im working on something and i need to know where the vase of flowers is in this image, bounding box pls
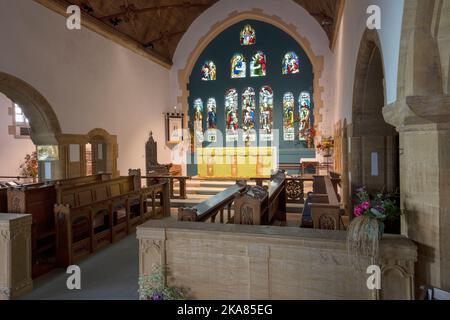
[138,264,189,300]
[347,187,401,265]
[316,137,334,156]
[19,151,38,182]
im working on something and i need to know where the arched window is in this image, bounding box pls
[242,88,256,141]
[206,98,217,142]
[193,98,204,142]
[259,86,274,142]
[225,89,239,141]
[240,24,256,45]
[283,93,295,141]
[201,61,217,81]
[231,54,246,78]
[250,51,266,77]
[282,52,300,74]
[299,91,311,141]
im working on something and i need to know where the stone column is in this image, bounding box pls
[0,213,33,300]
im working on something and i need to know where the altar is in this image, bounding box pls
[196,147,277,178]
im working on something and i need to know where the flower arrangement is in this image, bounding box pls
[316,137,334,155]
[19,151,38,181]
[138,264,189,300]
[347,187,401,265]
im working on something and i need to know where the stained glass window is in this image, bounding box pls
[299,91,311,141]
[282,52,300,74]
[250,52,266,77]
[259,86,274,142]
[225,89,239,142]
[201,61,216,81]
[193,98,204,142]
[231,54,246,78]
[283,93,295,141]
[240,24,256,46]
[206,98,217,142]
[242,88,256,142]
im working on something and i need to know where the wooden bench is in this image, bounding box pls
[234,171,287,225]
[178,181,247,222]
[301,175,343,230]
[54,180,169,267]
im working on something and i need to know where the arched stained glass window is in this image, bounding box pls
[283,93,295,141]
[282,52,300,74]
[259,86,274,142]
[193,98,204,142]
[299,91,311,141]
[201,61,217,81]
[242,88,256,142]
[225,89,239,142]
[250,51,266,77]
[206,98,217,142]
[231,54,246,78]
[240,24,256,45]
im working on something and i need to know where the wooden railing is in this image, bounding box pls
[142,175,191,199]
[250,176,313,204]
[178,181,247,222]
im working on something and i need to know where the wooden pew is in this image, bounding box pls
[178,181,247,222]
[234,171,287,225]
[301,175,342,230]
[54,180,169,267]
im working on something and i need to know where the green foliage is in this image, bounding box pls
[138,264,189,300]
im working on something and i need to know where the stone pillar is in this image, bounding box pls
[0,213,33,300]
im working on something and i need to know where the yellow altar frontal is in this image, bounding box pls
[197,147,276,178]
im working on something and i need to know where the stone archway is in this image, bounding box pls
[0,71,61,145]
[348,30,399,202]
[0,71,63,180]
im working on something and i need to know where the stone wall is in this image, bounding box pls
[137,219,417,300]
[0,213,33,300]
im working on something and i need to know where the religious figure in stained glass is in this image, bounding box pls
[242,87,256,142]
[193,98,204,143]
[225,89,239,142]
[250,52,266,77]
[206,98,217,142]
[259,86,274,142]
[231,54,246,78]
[299,91,311,141]
[240,24,256,46]
[201,61,216,81]
[283,92,295,141]
[282,52,300,74]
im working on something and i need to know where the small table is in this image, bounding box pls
[300,158,320,175]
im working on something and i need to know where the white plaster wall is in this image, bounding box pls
[333,0,404,124]
[0,93,36,176]
[170,0,335,136]
[0,0,171,174]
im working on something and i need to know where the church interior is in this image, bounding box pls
[0,0,449,301]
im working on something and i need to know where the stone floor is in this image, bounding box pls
[21,234,139,300]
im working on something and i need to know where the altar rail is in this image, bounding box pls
[137,219,417,300]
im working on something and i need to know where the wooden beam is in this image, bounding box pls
[330,0,345,52]
[33,0,172,69]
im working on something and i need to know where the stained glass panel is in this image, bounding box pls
[193,98,204,142]
[299,91,311,141]
[282,52,300,74]
[242,88,256,142]
[225,89,239,142]
[250,52,266,77]
[206,98,217,142]
[259,86,274,142]
[240,24,256,46]
[231,54,246,78]
[201,61,216,81]
[283,92,295,141]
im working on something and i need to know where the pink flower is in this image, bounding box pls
[362,201,370,210]
[354,206,363,217]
